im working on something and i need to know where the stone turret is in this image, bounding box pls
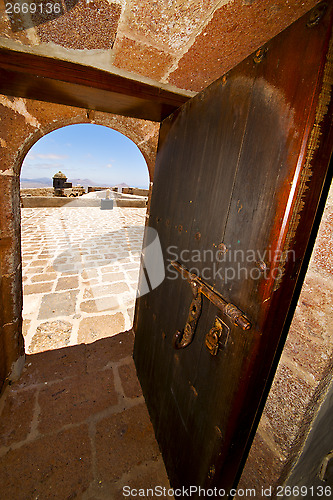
[53,171,72,196]
[53,171,67,189]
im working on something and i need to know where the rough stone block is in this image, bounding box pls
[38,290,79,319]
[80,297,119,313]
[0,388,36,448]
[1,319,25,382]
[55,276,79,291]
[31,272,58,282]
[30,259,49,267]
[118,0,220,52]
[81,269,98,279]
[168,0,319,91]
[16,344,86,388]
[283,328,332,384]
[24,282,53,295]
[102,272,125,282]
[113,37,173,81]
[22,319,31,337]
[1,270,23,323]
[263,363,315,456]
[0,425,92,499]
[118,360,142,399]
[289,272,333,343]
[236,432,284,498]
[0,105,36,175]
[77,313,125,343]
[95,404,160,481]
[311,203,333,277]
[85,331,134,372]
[24,100,87,128]
[36,0,121,50]
[0,0,31,43]
[25,266,44,274]
[38,369,117,433]
[29,320,73,353]
[113,458,170,499]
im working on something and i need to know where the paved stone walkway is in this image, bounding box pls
[0,332,170,499]
[21,206,146,353]
[0,207,171,499]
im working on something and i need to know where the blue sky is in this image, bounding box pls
[21,124,150,188]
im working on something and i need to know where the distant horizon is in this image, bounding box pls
[20,176,147,189]
[21,124,150,189]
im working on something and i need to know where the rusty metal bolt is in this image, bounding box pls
[217,243,228,258]
[257,260,267,272]
[307,3,327,28]
[253,47,268,64]
[218,243,228,253]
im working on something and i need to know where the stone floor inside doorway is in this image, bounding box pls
[0,207,170,499]
[21,206,146,352]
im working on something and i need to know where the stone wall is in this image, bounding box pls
[0,170,25,388]
[20,197,147,208]
[0,95,158,391]
[0,0,320,93]
[21,188,54,197]
[0,96,159,180]
[123,187,149,197]
[236,181,333,498]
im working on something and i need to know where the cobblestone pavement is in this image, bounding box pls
[21,207,146,353]
[0,207,172,498]
[0,332,170,499]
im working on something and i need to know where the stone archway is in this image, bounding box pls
[20,122,151,353]
[0,95,159,390]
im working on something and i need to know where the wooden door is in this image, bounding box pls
[134,3,333,495]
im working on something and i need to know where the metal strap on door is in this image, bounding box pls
[171,261,251,355]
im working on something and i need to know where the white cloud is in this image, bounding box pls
[25,162,63,170]
[24,153,67,165]
[35,154,67,160]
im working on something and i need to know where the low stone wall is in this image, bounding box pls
[21,197,147,208]
[90,187,149,197]
[87,186,109,193]
[117,198,147,208]
[123,187,149,197]
[20,188,54,197]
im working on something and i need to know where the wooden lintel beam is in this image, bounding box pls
[0,48,192,122]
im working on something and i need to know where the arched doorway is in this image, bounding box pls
[20,123,150,354]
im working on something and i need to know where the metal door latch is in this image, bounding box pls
[171,261,251,351]
[205,317,230,356]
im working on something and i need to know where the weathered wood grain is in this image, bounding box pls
[134,3,333,495]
